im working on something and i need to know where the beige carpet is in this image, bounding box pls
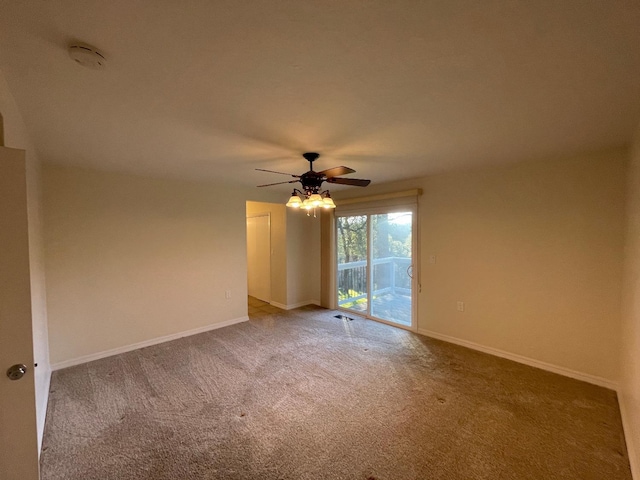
[41,299,632,479]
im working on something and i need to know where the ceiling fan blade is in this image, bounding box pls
[257,180,299,187]
[255,168,300,177]
[318,166,356,178]
[256,180,300,187]
[326,177,371,187]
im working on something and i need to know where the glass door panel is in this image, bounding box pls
[337,215,368,314]
[371,212,412,326]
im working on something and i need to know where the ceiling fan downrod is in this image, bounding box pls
[302,152,320,171]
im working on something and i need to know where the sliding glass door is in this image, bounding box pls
[337,215,368,314]
[371,212,413,326]
[337,208,416,329]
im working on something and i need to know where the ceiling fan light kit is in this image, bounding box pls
[257,152,370,217]
[287,189,335,212]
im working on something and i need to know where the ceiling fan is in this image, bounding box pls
[256,152,371,210]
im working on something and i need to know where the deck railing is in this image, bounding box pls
[337,256,411,306]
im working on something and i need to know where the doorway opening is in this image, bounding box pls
[246,213,271,303]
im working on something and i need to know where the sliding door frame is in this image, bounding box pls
[335,203,418,332]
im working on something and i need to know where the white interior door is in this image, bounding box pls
[247,214,271,302]
[0,147,40,480]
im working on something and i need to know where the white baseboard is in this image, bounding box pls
[618,392,639,480]
[37,366,51,456]
[270,299,320,310]
[417,328,618,391]
[269,301,288,310]
[52,316,249,371]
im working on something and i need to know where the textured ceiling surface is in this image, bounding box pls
[1,0,639,191]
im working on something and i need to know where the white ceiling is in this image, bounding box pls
[1,1,639,192]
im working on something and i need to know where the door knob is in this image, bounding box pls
[6,364,27,381]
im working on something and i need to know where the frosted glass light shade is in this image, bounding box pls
[308,193,323,207]
[322,197,336,209]
[286,194,302,208]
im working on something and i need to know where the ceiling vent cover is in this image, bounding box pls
[68,43,106,69]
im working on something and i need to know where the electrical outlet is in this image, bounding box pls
[225,290,231,300]
[456,301,464,312]
[429,255,437,264]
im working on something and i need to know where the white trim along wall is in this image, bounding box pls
[52,316,249,371]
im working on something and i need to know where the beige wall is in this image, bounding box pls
[286,209,321,307]
[0,70,50,451]
[246,201,321,308]
[246,202,287,306]
[319,210,336,308]
[44,165,251,365]
[335,148,627,383]
[621,127,640,477]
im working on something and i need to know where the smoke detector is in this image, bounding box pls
[68,43,106,69]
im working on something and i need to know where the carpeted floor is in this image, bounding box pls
[41,298,632,479]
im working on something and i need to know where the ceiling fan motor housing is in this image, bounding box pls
[300,172,325,194]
